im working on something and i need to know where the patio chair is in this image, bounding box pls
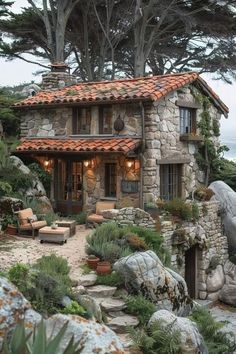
[86,201,115,227]
[16,208,47,238]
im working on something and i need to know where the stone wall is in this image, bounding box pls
[103,202,228,301]
[159,201,228,300]
[143,85,222,203]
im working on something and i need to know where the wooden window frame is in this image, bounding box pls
[72,107,91,134]
[179,107,196,135]
[105,163,117,197]
[99,106,113,134]
[160,164,182,200]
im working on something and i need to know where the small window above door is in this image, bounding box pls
[99,106,113,134]
[72,107,91,134]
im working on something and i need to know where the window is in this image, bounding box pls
[179,107,196,134]
[72,108,91,134]
[99,106,113,134]
[160,164,182,200]
[105,163,117,197]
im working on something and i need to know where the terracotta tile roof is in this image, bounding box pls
[16,138,141,154]
[14,72,228,115]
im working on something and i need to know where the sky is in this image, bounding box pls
[0,0,235,140]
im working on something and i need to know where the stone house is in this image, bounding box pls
[14,70,228,215]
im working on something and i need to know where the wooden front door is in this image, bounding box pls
[185,245,197,299]
[54,159,83,215]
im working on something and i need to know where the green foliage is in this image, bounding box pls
[28,162,51,195]
[195,95,229,185]
[8,255,72,315]
[0,88,22,137]
[0,181,12,197]
[192,202,200,222]
[44,211,60,226]
[128,321,181,354]
[126,232,148,251]
[125,294,156,325]
[213,158,236,192]
[158,198,193,221]
[190,307,236,354]
[73,212,87,225]
[229,253,236,265]
[8,263,34,298]
[2,319,82,354]
[61,300,86,316]
[123,225,171,266]
[96,271,125,288]
[2,213,17,229]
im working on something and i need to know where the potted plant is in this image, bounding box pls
[4,214,18,236]
[96,261,112,275]
[86,254,100,270]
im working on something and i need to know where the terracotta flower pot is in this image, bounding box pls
[6,225,18,236]
[96,261,112,275]
[87,256,100,270]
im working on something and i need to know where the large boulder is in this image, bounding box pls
[44,314,124,354]
[209,181,236,253]
[219,260,236,306]
[114,250,190,314]
[206,265,225,293]
[149,310,208,354]
[0,277,41,350]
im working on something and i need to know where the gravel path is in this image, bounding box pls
[0,225,91,277]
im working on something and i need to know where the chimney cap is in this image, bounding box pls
[50,62,70,73]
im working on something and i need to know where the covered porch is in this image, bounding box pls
[16,137,141,215]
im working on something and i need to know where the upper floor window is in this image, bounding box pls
[72,107,91,134]
[99,106,113,134]
[179,107,196,135]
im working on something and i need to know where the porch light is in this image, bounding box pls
[126,160,134,168]
[84,160,90,168]
[44,158,50,167]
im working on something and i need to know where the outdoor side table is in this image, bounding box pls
[55,220,76,236]
[38,226,69,244]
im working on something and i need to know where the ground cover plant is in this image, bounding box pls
[157,198,200,222]
[86,223,170,266]
[189,307,236,354]
[8,255,74,315]
[124,294,156,325]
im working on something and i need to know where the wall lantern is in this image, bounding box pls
[44,158,50,167]
[126,159,134,169]
[84,159,95,168]
[43,156,52,172]
[84,160,90,168]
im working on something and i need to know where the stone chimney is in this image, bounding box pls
[42,62,77,90]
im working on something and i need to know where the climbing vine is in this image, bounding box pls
[195,95,228,186]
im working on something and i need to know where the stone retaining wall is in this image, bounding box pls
[103,201,228,301]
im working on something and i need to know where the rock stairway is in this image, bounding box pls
[77,275,139,334]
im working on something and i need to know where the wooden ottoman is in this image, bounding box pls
[55,220,76,236]
[38,226,70,244]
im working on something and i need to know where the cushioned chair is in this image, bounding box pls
[86,201,115,227]
[16,208,47,238]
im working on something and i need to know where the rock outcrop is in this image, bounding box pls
[149,309,208,354]
[0,277,124,353]
[219,260,236,306]
[209,180,236,253]
[114,250,190,314]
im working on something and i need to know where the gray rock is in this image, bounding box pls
[219,284,236,306]
[100,298,126,312]
[149,310,208,354]
[74,285,86,295]
[61,296,72,307]
[78,273,97,287]
[45,314,124,354]
[206,265,225,293]
[107,314,139,333]
[77,294,103,323]
[114,251,189,314]
[87,285,117,298]
[209,181,236,253]
[224,260,236,283]
[0,277,30,350]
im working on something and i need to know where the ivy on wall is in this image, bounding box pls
[195,95,228,186]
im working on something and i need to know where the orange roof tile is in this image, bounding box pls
[16,138,141,154]
[14,72,228,115]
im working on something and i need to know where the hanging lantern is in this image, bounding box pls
[113,115,124,133]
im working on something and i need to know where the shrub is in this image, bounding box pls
[101,242,123,263]
[124,294,156,325]
[0,181,12,197]
[128,321,181,354]
[190,307,236,354]
[2,319,82,354]
[44,212,60,226]
[158,198,192,221]
[126,233,148,251]
[96,272,125,288]
[71,212,87,225]
[61,300,86,316]
[8,263,34,298]
[28,162,51,195]
[194,187,215,201]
